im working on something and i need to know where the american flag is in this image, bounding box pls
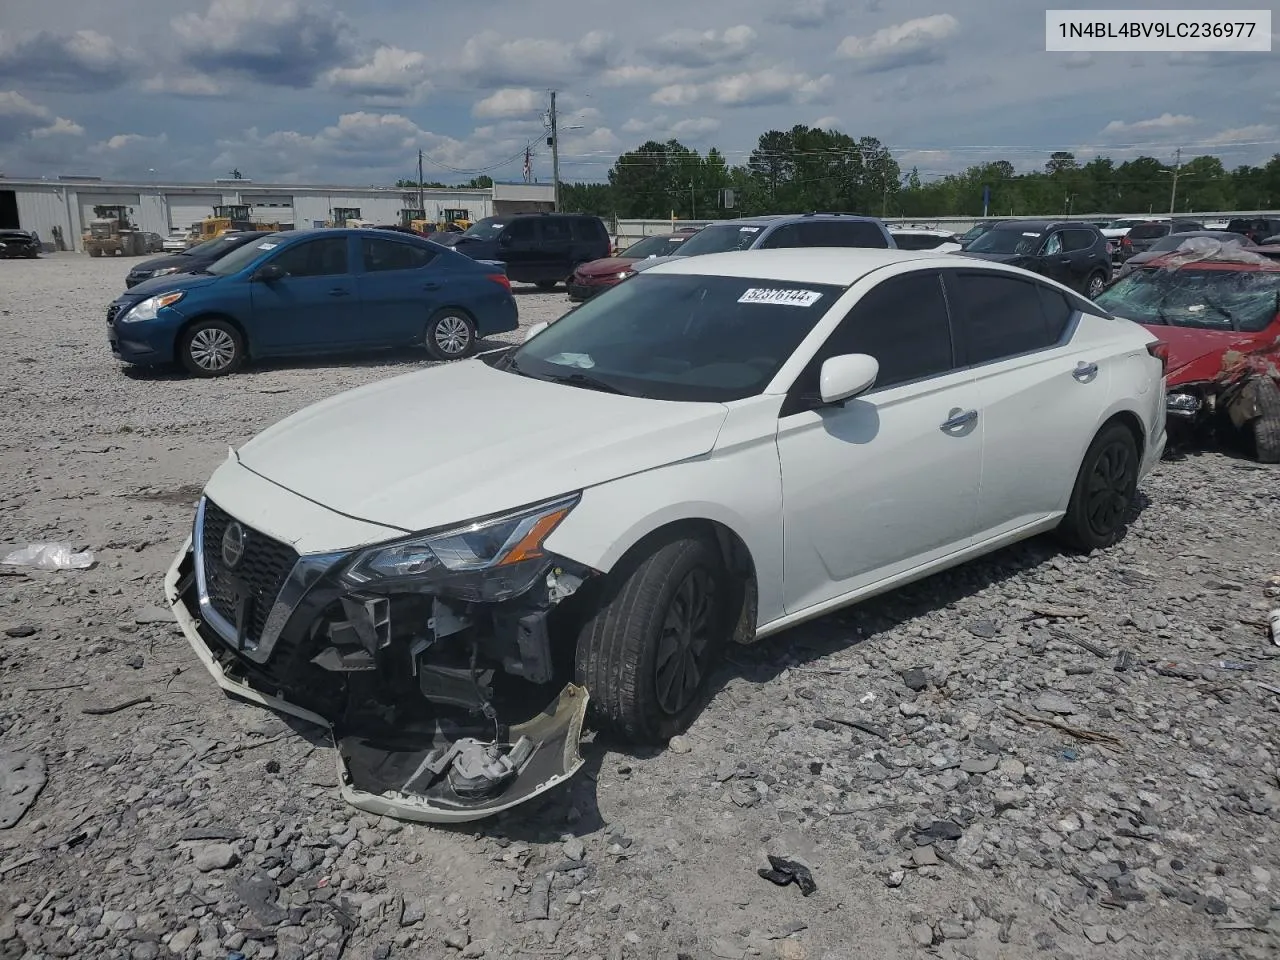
[523,146,532,183]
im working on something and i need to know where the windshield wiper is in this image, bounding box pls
[546,372,630,396]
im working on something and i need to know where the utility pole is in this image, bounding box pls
[549,90,560,212]
[690,180,695,219]
[1169,147,1181,215]
[417,150,425,216]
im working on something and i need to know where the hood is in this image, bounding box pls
[130,253,194,274]
[234,359,729,533]
[957,251,1033,268]
[630,255,687,274]
[576,257,637,277]
[1135,322,1271,385]
[116,271,221,301]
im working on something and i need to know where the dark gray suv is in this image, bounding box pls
[630,213,895,274]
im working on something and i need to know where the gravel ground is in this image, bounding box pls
[1,252,1279,960]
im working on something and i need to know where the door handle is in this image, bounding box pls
[941,409,978,430]
[327,288,350,297]
[1058,257,1071,264]
[422,282,441,291]
[1073,361,1099,381]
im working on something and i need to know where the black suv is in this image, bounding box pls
[958,219,1112,298]
[1227,217,1280,245]
[1118,219,1204,260]
[125,231,264,288]
[439,213,610,288]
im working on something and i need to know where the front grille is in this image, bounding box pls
[200,499,299,649]
[107,303,121,324]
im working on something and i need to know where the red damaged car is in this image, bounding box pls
[567,232,698,302]
[1093,239,1280,461]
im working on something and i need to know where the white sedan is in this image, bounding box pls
[165,249,1167,822]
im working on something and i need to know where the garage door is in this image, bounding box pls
[167,194,222,231]
[249,194,294,228]
[79,193,141,231]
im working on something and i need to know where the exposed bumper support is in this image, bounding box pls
[165,538,589,824]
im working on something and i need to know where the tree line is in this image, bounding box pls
[557,125,1280,221]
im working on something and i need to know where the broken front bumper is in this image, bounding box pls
[164,535,588,823]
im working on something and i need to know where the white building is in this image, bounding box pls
[0,176,554,251]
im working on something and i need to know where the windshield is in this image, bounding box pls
[959,222,994,241]
[184,234,249,258]
[674,223,764,255]
[966,228,1043,255]
[1106,219,1151,230]
[204,234,285,276]
[1094,267,1280,332]
[508,273,845,402]
[892,232,952,250]
[1149,232,1243,253]
[621,235,689,259]
[1128,223,1170,241]
[460,218,505,241]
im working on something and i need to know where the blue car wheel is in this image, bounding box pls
[425,309,476,361]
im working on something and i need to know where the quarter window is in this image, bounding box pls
[361,237,436,271]
[271,237,349,277]
[948,272,1064,364]
[790,271,954,406]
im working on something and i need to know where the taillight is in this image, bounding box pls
[1121,235,1132,250]
[1147,340,1169,375]
[487,273,511,293]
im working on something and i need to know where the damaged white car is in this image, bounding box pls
[167,248,1167,822]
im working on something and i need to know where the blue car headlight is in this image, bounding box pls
[343,494,580,602]
[120,291,185,323]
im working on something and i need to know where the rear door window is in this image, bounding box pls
[542,219,573,242]
[947,271,1064,365]
[1063,229,1097,251]
[361,237,437,272]
[1129,223,1170,241]
[818,221,890,248]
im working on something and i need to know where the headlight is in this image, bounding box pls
[344,494,580,602]
[120,291,185,323]
[1166,392,1201,416]
[616,270,634,279]
[150,266,181,278]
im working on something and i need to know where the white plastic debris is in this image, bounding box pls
[1270,608,1280,647]
[2,543,95,570]
[1160,237,1274,271]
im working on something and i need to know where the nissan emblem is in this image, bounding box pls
[221,521,247,569]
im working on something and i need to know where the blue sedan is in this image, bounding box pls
[107,228,519,376]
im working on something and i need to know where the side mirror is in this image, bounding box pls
[524,321,549,342]
[819,354,879,405]
[253,263,285,282]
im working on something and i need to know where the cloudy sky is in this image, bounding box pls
[0,0,1277,186]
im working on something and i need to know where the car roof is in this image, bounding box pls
[890,228,954,235]
[642,248,1013,285]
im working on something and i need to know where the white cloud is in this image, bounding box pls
[646,26,756,68]
[813,116,841,129]
[453,30,611,87]
[1199,124,1277,147]
[0,29,137,92]
[652,68,831,108]
[326,46,431,102]
[1100,113,1197,136]
[600,64,692,87]
[1061,52,1094,70]
[172,0,356,88]
[837,14,959,72]
[473,88,541,120]
[0,90,82,141]
[619,115,720,139]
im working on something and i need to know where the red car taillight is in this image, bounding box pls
[1147,340,1169,376]
[1121,235,1133,250]
[487,273,511,293]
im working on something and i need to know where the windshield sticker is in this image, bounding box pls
[738,288,823,307]
[547,352,595,368]
[257,242,278,249]
[739,226,761,232]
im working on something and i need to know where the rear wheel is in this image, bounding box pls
[575,533,731,744]
[424,309,476,361]
[89,248,102,258]
[535,280,559,291]
[1250,378,1280,463]
[1056,422,1139,552]
[179,319,245,377]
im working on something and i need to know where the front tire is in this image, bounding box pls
[179,319,245,377]
[1085,271,1106,299]
[575,534,731,744]
[535,280,559,291]
[1056,421,1139,552]
[424,309,476,361]
[1250,377,1280,463]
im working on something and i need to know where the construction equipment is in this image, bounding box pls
[83,206,148,257]
[195,205,284,241]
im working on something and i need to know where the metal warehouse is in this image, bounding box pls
[0,177,555,252]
